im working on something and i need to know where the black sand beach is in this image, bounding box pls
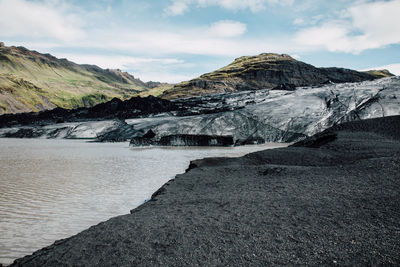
[11,116,400,266]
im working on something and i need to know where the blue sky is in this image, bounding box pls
[0,0,399,82]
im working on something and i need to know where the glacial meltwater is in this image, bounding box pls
[0,138,288,264]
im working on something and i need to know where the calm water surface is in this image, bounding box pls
[0,138,287,264]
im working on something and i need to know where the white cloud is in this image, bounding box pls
[0,0,85,41]
[9,22,291,60]
[4,41,63,50]
[293,18,304,25]
[208,20,247,38]
[164,0,294,15]
[163,0,190,16]
[295,23,352,52]
[361,63,400,76]
[135,72,196,83]
[198,0,266,12]
[290,54,301,60]
[55,54,184,70]
[52,53,190,83]
[294,0,400,54]
[77,28,290,57]
[348,0,400,48]
[7,0,398,83]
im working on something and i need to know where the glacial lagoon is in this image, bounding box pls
[0,138,287,264]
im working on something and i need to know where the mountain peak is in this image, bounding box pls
[197,53,295,82]
[234,53,294,63]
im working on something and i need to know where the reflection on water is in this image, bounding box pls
[0,138,287,264]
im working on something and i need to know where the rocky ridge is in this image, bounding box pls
[162,53,393,99]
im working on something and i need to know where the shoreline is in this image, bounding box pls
[10,116,400,266]
[0,140,287,265]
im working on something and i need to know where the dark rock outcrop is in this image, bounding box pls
[130,133,234,146]
[159,134,234,146]
[145,81,162,88]
[0,96,178,128]
[3,127,45,138]
[95,119,135,142]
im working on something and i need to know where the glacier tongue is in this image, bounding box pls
[1,77,399,145]
[128,76,400,145]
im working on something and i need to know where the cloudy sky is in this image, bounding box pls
[0,0,399,82]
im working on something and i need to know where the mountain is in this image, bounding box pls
[0,43,166,115]
[1,45,393,114]
[162,53,394,99]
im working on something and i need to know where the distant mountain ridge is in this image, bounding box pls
[0,44,164,115]
[162,53,394,99]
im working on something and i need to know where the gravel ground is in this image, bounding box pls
[11,116,400,266]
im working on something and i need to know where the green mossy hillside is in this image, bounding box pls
[0,45,166,114]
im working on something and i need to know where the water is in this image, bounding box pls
[0,138,288,264]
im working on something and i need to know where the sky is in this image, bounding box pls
[0,0,399,83]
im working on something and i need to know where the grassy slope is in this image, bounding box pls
[0,46,156,114]
[363,69,394,79]
[200,53,295,80]
[138,83,174,97]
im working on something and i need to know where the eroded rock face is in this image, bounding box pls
[91,119,135,142]
[130,134,234,146]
